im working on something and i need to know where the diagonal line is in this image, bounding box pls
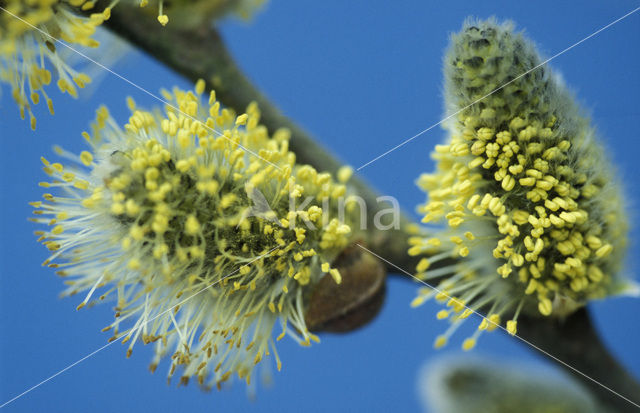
[0,246,281,409]
[0,6,282,171]
[355,243,640,410]
[356,5,640,171]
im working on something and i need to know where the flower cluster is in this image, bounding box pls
[410,19,632,350]
[32,80,354,389]
[0,0,111,129]
[0,0,266,130]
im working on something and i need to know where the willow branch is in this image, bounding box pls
[97,5,640,411]
[519,309,640,412]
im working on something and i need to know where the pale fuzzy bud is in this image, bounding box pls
[419,357,599,413]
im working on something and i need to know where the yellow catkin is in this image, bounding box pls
[411,19,631,351]
[2,0,267,129]
[32,81,355,390]
[0,0,111,128]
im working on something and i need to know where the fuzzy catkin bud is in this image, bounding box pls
[0,0,265,129]
[411,18,634,350]
[32,82,355,390]
[420,357,598,413]
[0,0,109,129]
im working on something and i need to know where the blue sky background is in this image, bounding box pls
[1,1,639,412]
